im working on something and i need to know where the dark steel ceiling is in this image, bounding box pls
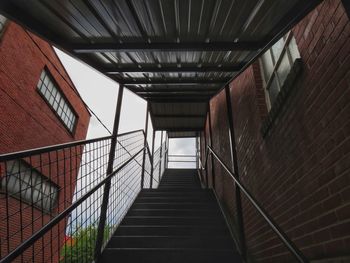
[0,0,321,134]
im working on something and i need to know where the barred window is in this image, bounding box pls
[260,32,301,110]
[37,69,77,132]
[0,15,7,35]
[1,160,58,212]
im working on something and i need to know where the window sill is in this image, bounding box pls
[261,58,303,137]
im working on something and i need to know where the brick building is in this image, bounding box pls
[0,17,90,261]
[201,1,350,262]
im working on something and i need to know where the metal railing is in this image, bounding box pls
[199,145,308,263]
[167,154,197,169]
[0,129,167,263]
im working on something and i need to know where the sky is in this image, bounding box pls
[54,49,196,167]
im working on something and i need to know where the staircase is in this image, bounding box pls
[101,169,242,262]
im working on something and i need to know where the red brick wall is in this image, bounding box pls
[203,1,350,262]
[0,22,90,262]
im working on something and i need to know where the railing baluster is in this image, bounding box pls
[94,85,124,261]
[141,102,149,189]
[224,85,247,260]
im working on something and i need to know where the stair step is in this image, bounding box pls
[100,169,242,262]
[107,236,235,249]
[114,225,231,236]
[135,197,215,203]
[127,209,221,217]
[131,203,219,210]
[138,191,213,198]
[121,216,225,226]
[141,188,206,192]
[101,248,242,263]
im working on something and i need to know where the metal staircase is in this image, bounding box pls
[0,1,323,262]
[101,169,242,263]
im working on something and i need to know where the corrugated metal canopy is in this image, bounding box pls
[0,0,321,135]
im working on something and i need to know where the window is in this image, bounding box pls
[37,69,77,132]
[0,14,7,35]
[1,160,58,212]
[260,32,301,110]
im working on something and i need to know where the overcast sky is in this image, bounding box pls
[55,49,196,167]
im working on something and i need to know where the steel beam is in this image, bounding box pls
[95,84,124,261]
[208,103,216,189]
[158,131,164,182]
[128,88,219,93]
[123,79,228,85]
[72,41,262,53]
[224,85,246,260]
[141,103,150,188]
[150,130,156,189]
[105,64,244,73]
[153,114,206,118]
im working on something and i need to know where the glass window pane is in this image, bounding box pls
[277,53,292,86]
[271,37,285,62]
[261,52,274,82]
[288,36,301,62]
[36,69,77,132]
[268,76,280,106]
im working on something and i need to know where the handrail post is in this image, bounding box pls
[94,84,124,261]
[165,134,169,169]
[224,84,247,260]
[150,129,156,188]
[141,102,149,188]
[203,127,209,188]
[196,134,199,169]
[158,131,164,182]
[208,103,216,189]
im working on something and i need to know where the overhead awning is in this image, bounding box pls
[0,0,322,134]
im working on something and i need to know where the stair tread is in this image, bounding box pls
[101,169,241,263]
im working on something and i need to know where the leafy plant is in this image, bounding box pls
[60,226,112,262]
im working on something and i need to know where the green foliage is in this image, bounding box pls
[60,226,112,263]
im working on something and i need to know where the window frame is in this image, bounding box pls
[0,159,59,214]
[259,32,300,110]
[0,14,8,39]
[36,68,78,135]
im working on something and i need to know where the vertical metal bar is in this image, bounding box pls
[150,130,156,189]
[224,84,247,260]
[164,132,168,170]
[208,103,216,189]
[165,134,169,169]
[196,135,199,169]
[204,125,208,188]
[141,102,149,188]
[95,85,124,261]
[158,131,164,182]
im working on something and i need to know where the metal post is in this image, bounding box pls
[158,131,164,182]
[208,103,216,189]
[150,129,156,188]
[141,103,149,188]
[165,132,168,169]
[204,125,209,188]
[196,135,199,169]
[165,134,169,169]
[95,85,124,261]
[225,84,247,260]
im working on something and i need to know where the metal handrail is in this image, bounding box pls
[201,145,308,263]
[0,129,144,162]
[0,147,145,263]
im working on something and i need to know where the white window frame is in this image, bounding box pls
[0,15,8,37]
[37,69,77,133]
[1,160,59,212]
[259,32,301,110]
